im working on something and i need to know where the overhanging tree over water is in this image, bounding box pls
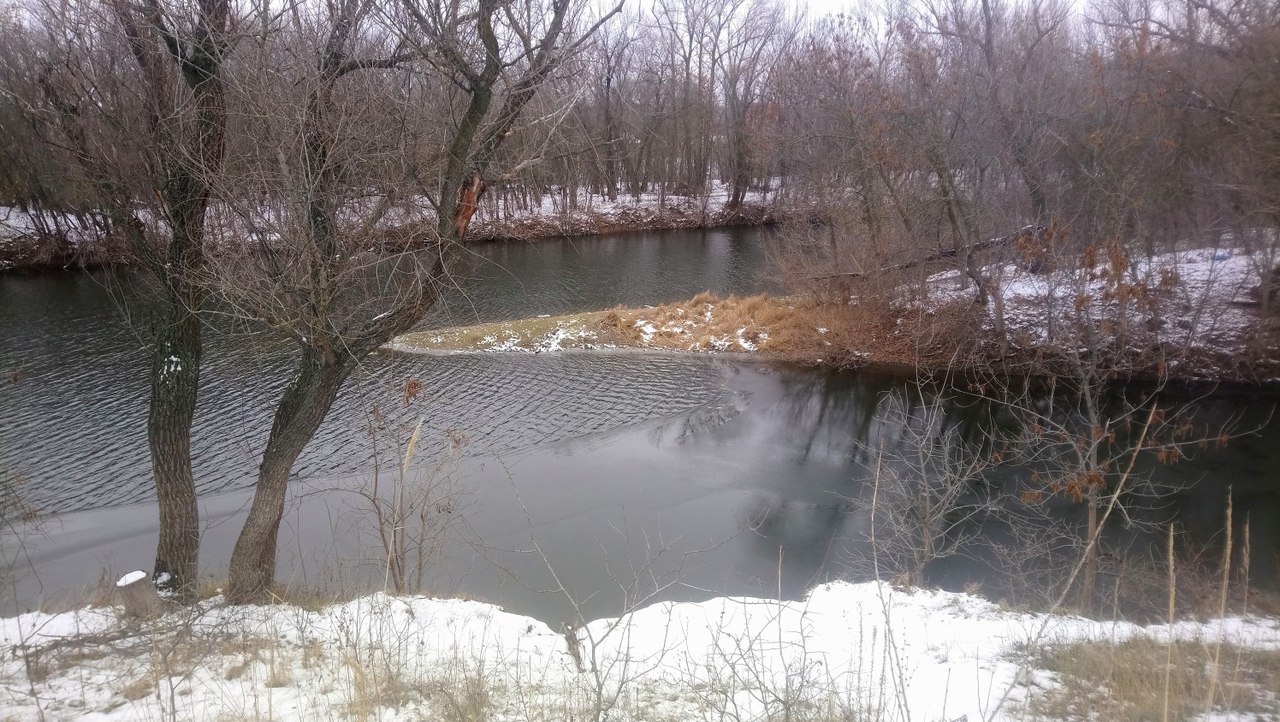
[218,0,621,602]
[18,0,231,600]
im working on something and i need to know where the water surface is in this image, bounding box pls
[2,226,1277,621]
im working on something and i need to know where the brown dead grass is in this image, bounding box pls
[118,674,155,702]
[1025,638,1280,721]
[398,314,602,353]
[393,290,982,370]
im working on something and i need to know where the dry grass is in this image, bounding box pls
[422,674,496,722]
[118,674,155,701]
[395,291,937,367]
[1024,638,1280,721]
[393,287,983,372]
[398,313,602,352]
[341,649,420,717]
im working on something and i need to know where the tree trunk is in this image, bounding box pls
[146,80,223,600]
[225,346,351,602]
[1080,487,1099,612]
[148,284,201,599]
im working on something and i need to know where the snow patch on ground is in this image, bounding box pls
[468,179,776,239]
[925,247,1269,364]
[4,581,1277,721]
[530,325,598,353]
[634,320,657,343]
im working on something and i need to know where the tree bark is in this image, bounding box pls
[226,346,352,602]
[124,0,228,601]
[220,0,620,605]
[1080,486,1099,612]
[148,279,202,597]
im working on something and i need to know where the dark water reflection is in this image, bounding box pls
[1,228,776,513]
[428,227,780,326]
[2,226,1278,620]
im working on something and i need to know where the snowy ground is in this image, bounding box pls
[922,246,1275,375]
[467,181,777,240]
[3,581,1277,721]
[397,244,1279,383]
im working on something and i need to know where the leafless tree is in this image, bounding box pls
[13,0,232,600]
[220,0,621,602]
[850,388,998,587]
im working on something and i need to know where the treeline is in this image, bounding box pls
[4,0,1279,264]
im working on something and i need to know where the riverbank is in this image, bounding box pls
[466,190,778,242]
[395,246,1280,386]
[0,187,782,272]
[4,580,1278,721]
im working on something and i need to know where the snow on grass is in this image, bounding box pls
[530,324,598,353]
[472,180,774,222]
[4,581,1278,721]
[2,180,783,270]
[924,247,1269,364]
[392,245,1274,377]
[634,320,658,343]
[393,294,815,361]
[460,180,779,241]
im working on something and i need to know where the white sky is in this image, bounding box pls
[793,0,862,20]
[608,0,864,23]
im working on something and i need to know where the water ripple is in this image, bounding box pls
[1,236,755,514]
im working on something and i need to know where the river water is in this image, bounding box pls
[1,227,1277,621]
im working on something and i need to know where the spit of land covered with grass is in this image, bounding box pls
[393,246,1280,383]
[392,292,865,365]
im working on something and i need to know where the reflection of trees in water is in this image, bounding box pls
[740,493,861,594]
[748,372,1006,595]
[768,369,894,464]
[646,401,743,446]
[766,369,1001,468]
[758,369,1280,603]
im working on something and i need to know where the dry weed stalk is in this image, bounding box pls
[360,380,470,596]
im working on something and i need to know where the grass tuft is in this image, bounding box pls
[1025,638,1280,720]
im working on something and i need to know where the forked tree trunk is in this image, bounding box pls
[219,0,618,605]
[226,346,352,602]
[147,48,226,601]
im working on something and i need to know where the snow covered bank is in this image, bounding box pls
[922,247,1274,373]
[0,207,119,270]
[468,181,779,241]
[4,581,1277,721]
[0,183,783,271]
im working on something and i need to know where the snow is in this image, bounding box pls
[397,299,774,358]
[635,320,658,343]
[467,179,777,239]
[115,571,147,587]
[3,581,1277,721]
[924,246,1268,364]
[527,325,597,353]
[1,179,781,271]
[158,355,183,379]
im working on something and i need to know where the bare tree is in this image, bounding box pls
[851,388,997,587]
[717,0,794,210]
[220,0,621,603]
[20,0,231,599]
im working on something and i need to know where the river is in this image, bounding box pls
[1,227,1277,622]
